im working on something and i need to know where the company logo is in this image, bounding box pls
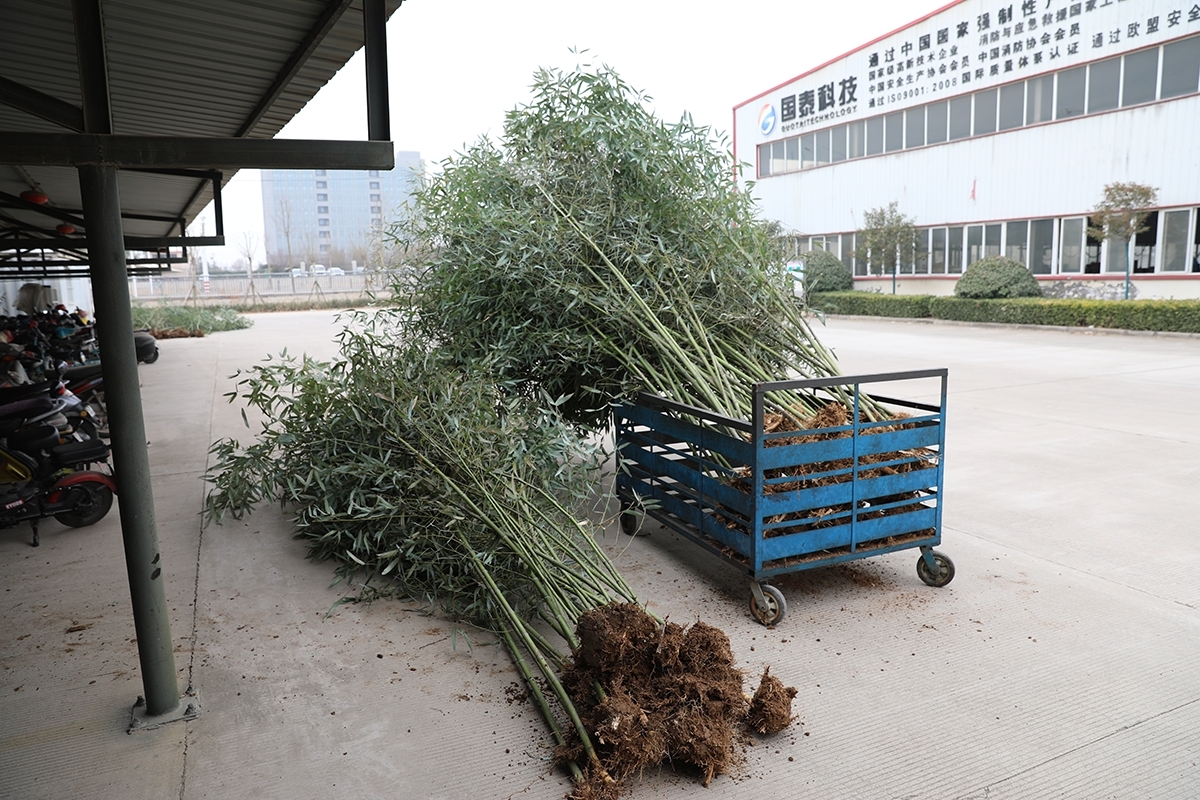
[758,104,777,136]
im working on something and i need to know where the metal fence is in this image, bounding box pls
[127,273,386,304]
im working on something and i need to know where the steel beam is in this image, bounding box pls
[363,0,391,142]
[0,190,89,227]
[0,76,86,132]
[0,235,223,250]
[72,0,114,135]
[78,164,181,719]
[0,134,395,170]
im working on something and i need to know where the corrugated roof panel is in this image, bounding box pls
[1,0,404,254]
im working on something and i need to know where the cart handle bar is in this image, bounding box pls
[753,367,948,395]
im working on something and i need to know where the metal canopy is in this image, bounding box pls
[0,0,402,275]
[0,0,401,726]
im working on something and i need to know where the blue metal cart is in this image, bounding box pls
[614,368,953,625]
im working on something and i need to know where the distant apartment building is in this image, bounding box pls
[261,149,421,269]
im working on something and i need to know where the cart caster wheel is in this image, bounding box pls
[749,584,786,626]
[917,550,955,587]
[619,503,647,536]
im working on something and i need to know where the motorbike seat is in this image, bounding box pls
[50,439,110,468]
[7,423,61,455]
[0,397,55,436]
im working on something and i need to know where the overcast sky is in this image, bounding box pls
[198,0,944,266]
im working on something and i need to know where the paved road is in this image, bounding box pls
[1,312,1197,799]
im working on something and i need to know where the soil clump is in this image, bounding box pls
[559,603,797,799]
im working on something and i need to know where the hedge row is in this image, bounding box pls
[806,291,932,319]
[807,292,1200,333]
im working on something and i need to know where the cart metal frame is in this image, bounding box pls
[614,369,953,624]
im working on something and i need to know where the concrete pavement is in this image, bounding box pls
[2,311,1197,799]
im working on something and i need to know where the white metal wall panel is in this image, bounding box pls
[747,94,1200,234]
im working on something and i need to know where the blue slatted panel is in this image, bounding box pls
[618,404,753,465]
[758,505,938,562]
[618,436,752,518]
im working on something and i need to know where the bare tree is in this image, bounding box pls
[299,231,319,268]
[274,197,296,269]
[238,230,263,304]
[347,231,369,271]
[238,231,259,273]
[1087,182,1158,300]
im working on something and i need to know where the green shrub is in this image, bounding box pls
[808,291,932,318]
[129,304,253,335]
[954,256,1042,299]
[800,249,854,293]
[930,297,1200,333]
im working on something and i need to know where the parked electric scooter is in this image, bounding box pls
[0,396,115,546]
[60,363,107,438]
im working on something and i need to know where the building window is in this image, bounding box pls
[317,193,328,201]
[369,181,380,189]
[316,181,328,189]
[948,95,971,140]
[1087,57,1121,114]
[369,170,380,177]
[966,225,984,267]
[1161,210,1191,272]
[905,106,925,148]
[784,137,798,171]
[884,111,904,152]
[866,115,884,155]
[815,128,831,165]
[370,193,381,201]
[318,231,331,238]
[316,169,327,176]
[1193,208,1200,272]
[1122,48,1158,107]
[947,226,964,273]
[930,228,947,274]
[984,224,1002,259]
[926,101,948,144]
[841,232,855,273]
[998,83,1024,131]
[1030,219,1055,274]
[1006,220,1029,267]
[1132,211,1158,273]
[319,218,329,226]
[1059,217,1085,273]
[848,120,865,158]
[906,229,929,274]
[370,206,382,214]
[1056,66,1086,119]
[1162,37,1200,98]
[1085,222,1103,273]
[830,125,847,162]
[973,89,998,136]
[1026,74,1053,124]
[317,205,328,214]
[800,134,814,169]
[319,244,329,252]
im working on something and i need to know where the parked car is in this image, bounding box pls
[328,266,344,276]
[290,267,305,277]
[311,264,327,276]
